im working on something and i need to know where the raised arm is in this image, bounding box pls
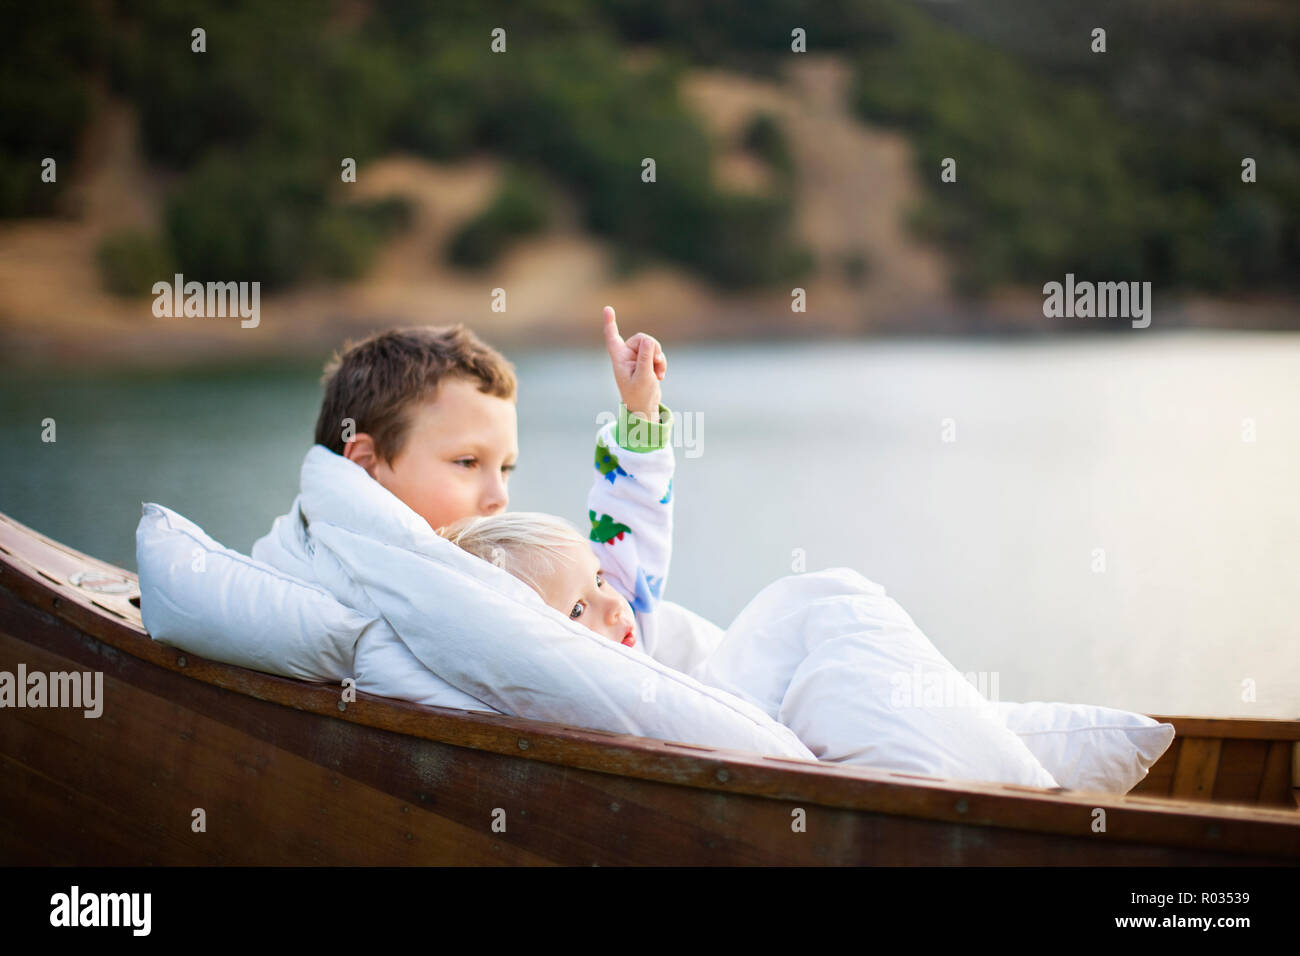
[588,306,674,613]
[588,402,675,613]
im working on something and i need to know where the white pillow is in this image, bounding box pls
[139,472,817,762]
[291,444,816,759]
[990,700,1176,793]
[136,502,371,682]
[701,569,1061,789]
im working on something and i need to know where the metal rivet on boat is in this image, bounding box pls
[518,739,530,750]
[402,806,409,814]
[337,700,347,712]
[610,802,620,813]
[52,597,62,609]
[716,768,730,783]
[176,655,187,668]
[955,799,969,814]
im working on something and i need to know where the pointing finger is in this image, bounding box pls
[602,306,623,352]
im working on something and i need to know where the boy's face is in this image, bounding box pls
[362,377,519,531]
[538,541,638,648]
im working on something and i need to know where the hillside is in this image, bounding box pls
[3,0,1297,368]
[0,55,964,367]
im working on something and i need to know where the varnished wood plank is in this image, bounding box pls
[0,749,215,865]
[0,632,564,864]
[1212,738,1272,806]
[1148,715,1300,741]
[1258,740,1294,808]
[1171,738,1222,801]
[0,512,141,624]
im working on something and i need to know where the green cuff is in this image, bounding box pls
[617,402,673,452]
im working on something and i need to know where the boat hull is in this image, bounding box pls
[1,510,1297,865]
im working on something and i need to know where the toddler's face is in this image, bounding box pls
[537,541,638,648]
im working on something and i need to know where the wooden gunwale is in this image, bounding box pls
[1,509,1298,863]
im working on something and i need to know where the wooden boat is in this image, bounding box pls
[1,508,1297,865]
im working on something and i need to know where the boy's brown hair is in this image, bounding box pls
[314,324,517,462]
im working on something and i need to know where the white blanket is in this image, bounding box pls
[697,569,1062,788]
[242,445,813,759]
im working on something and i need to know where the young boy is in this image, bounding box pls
[251,307,682,683]
[308,323,518,532]
[307,307,662,534]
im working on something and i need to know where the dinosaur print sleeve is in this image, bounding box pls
[586,402,675,616]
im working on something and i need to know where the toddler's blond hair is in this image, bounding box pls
[438,511,587,596]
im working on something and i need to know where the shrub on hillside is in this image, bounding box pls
[446,167,550,268]
[96,229,176,297]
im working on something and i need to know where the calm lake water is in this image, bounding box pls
[3,332,1297,719]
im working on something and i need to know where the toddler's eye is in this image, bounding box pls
[455,457,476,468]
[595,572,604,587]
[569,600,585,619]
